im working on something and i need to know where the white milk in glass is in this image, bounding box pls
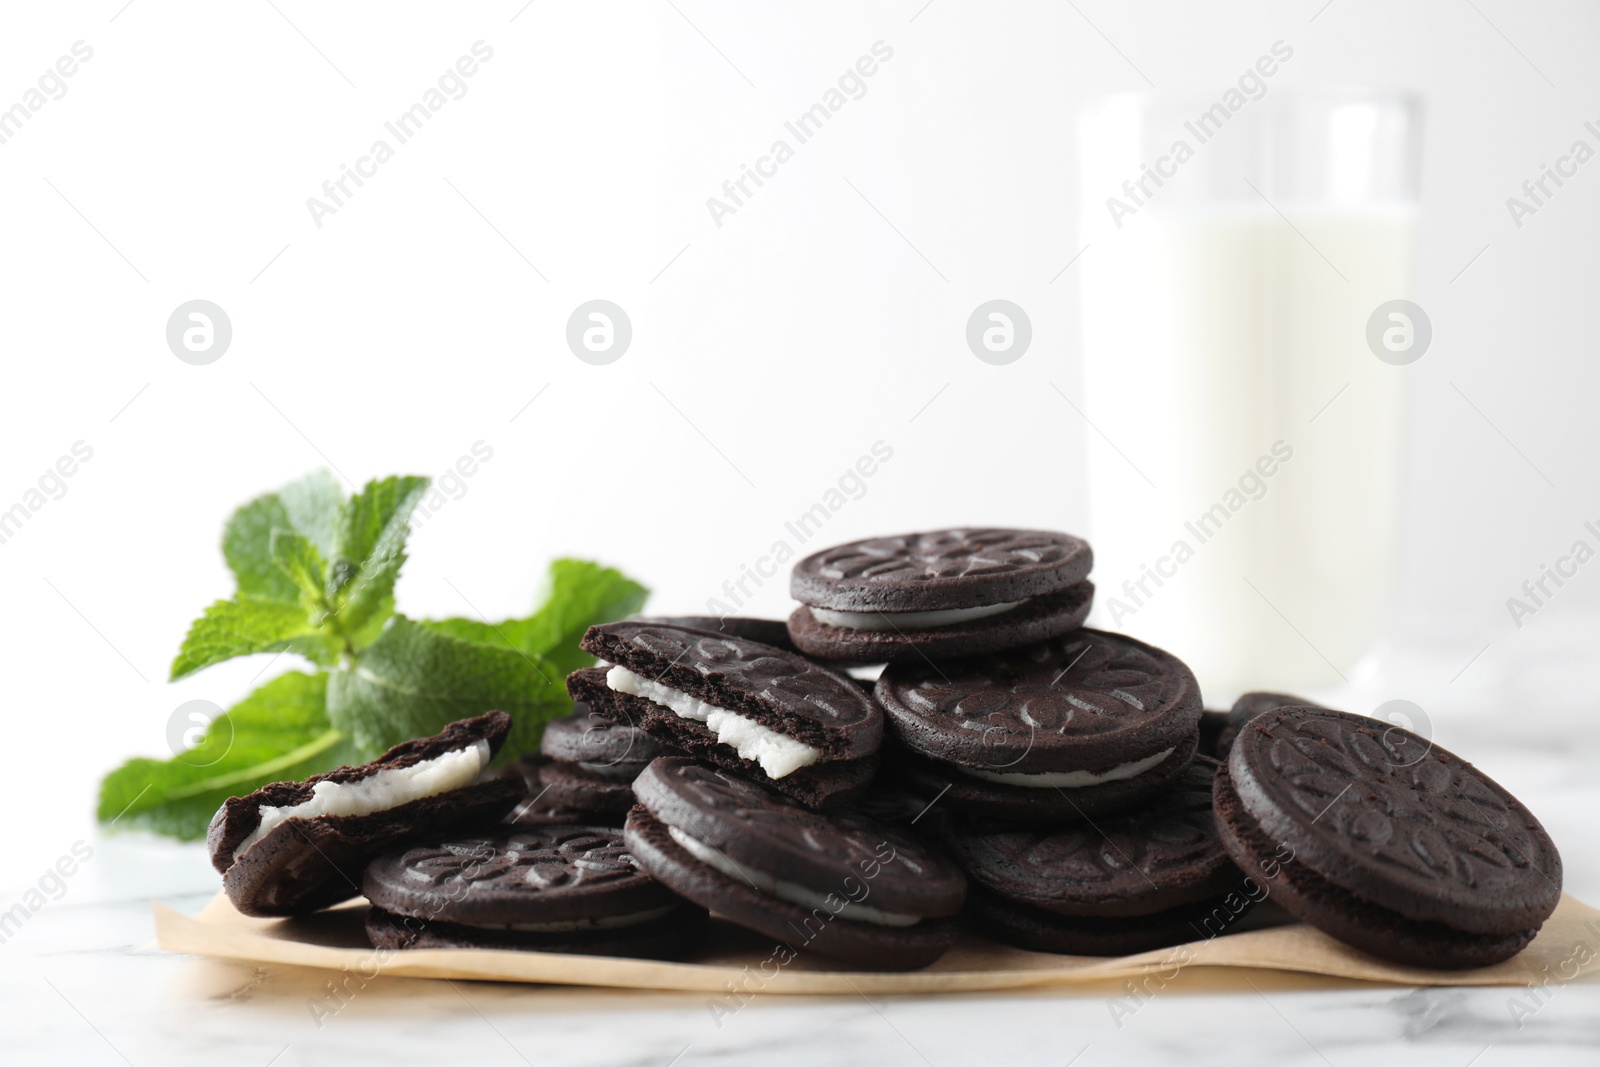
[1079,204,1415,700]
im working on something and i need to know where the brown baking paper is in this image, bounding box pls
[154,892,1600,994]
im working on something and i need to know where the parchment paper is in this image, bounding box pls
[153,893,1600,995]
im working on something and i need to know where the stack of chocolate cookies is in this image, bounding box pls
[789,531,1561,968]
[779,528,1255,955]
[202,527,1564,974]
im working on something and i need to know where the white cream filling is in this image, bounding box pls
[667,827,920,928]
[460,904,679,933]
[605,666,820,779]
[234,740,492,859]
[809,601,1024,631]
[959,747,1174,788]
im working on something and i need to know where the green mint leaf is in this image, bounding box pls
[223,497,299,603]
[278,470,343,558]
[96,672,355,840]
[328,476,430,644]
[269,529,329,607]
[425,559,648,675]
[222,471,343,603]
[421,616,524,652]
[170,596,341,680]
[327,614,565,759]
[519,559,649,675]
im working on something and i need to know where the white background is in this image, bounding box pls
[1,1,1597,905]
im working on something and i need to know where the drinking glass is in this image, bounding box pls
[1077,89,1423,700]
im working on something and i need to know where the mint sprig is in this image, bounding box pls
[328,615,565,758]
[98,470,648,840]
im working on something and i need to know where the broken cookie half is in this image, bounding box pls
[207,711,524,917]
[568,621,881,808]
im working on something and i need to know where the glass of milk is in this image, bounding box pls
[1077,90,1422,701]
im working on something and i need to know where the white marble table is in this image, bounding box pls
[6,885,1600,1067]
[6,621,1600,1065]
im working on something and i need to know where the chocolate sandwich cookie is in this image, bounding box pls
[787,528,1094,663]
[625,758,966,969]
[571,622,881,808]
[1212,691,1326,758]
[638,615,798,653]
[944,757,1258,955]
[208,712,525,917]
[364,825,705,957]
[530,707,676,818]
[1215,706,1563,969]
[876,629,1202,824]
[503,756,621,827]
[642,615,878,683]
